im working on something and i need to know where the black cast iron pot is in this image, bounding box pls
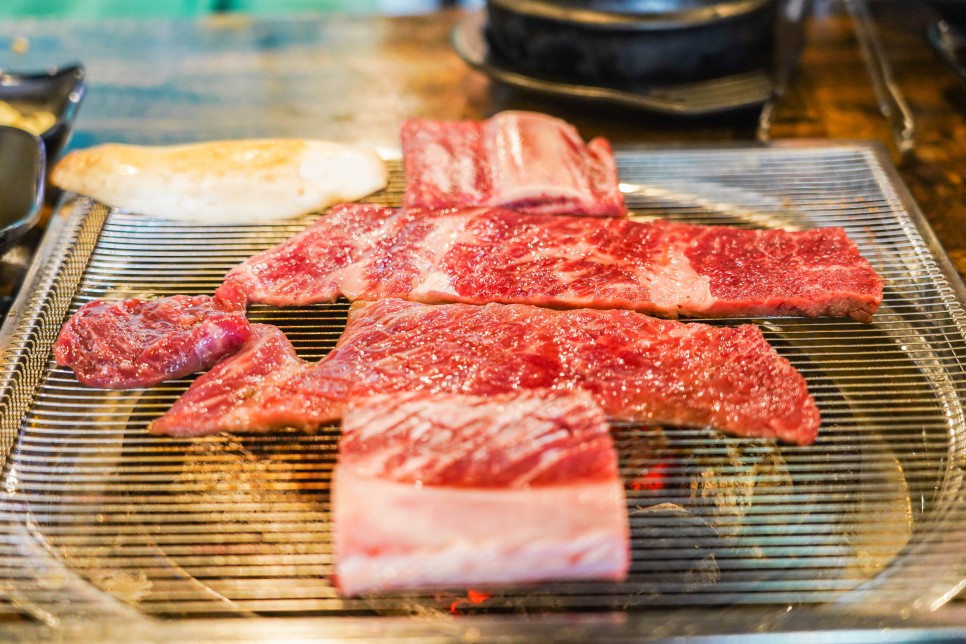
[485,0,779,88]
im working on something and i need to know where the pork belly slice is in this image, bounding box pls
[224,203,883,322]
[401,110,626,217]
[54,284,250,389]
[332,390,629,596]
[150,299,820,445]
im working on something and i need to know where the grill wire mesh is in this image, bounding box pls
[1,144,966,633]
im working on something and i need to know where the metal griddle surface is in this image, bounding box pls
[1,143,965,640]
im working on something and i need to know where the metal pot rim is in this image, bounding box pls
[487,0,777,30]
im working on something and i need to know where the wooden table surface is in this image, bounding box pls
[1,0,966,629]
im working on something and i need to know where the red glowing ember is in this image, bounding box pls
[449,589,493,615]
[631,460,670,492]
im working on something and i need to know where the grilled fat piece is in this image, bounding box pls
[51,138,388,223]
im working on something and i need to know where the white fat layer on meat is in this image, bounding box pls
[420,141,487,203]
[407,215,470,298]
[328,214,404,299]
[485,111,589,208]
[51,139,388,223]
[338,529,627,596]
[410,270,457,299]
[645,246,714,313]
[333,470,628,595]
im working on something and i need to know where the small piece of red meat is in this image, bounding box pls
[401,110,626,217]
[223,204,883,322]
[53,284,251,389]
[332,389,630,596]
[150,299,820,445]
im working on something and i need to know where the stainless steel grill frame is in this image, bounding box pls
[2,141,966,640]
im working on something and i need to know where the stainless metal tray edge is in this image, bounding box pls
[0,198,107,465]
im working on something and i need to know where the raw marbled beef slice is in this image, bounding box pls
[402,111,626,217]
[150,299,820,445]
[54,285,250,389]
[333,389,629,595]
[224,204,883,322]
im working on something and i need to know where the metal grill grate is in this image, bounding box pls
[2,143,966,637]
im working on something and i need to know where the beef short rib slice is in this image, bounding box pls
[218,203,398,307]
[332,390,630,596]
[150,299,820,445]
[53,284,250,389]
[223,204,883,322]
[401,110,626,217]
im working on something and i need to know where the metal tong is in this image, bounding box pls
[843,0,916,156]
[757,0,811,142]
[759,0,916,157]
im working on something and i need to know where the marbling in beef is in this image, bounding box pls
[401,110,626,217]
[332,389,630,595]
[224,203,883,322]
[53,283,250,389]
[150,299,820,445]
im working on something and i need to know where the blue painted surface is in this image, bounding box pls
[0,11,475,150]
[0,1,456,18]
